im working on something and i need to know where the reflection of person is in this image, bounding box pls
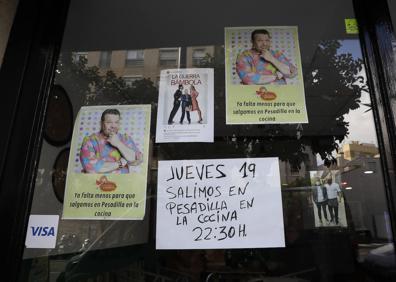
[80,109,142,174]
[180,89,191,124]
[190,85,203,123]
[168,84,183,124]
[325,178,342,225]
[236,29,297,85]
[312,179,329,225]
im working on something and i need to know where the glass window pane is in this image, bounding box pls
[19,1,395,281]
[159,48,179,66]
[126,50,144,67]
[98,50,112,68]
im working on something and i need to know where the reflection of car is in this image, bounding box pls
[363,243,396,280]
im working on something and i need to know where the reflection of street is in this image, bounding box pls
[360,243,396,280]
[313,198,347,227]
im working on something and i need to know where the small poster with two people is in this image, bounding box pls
[156,68,214,143]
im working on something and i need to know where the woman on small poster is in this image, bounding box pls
[190,85,203,123]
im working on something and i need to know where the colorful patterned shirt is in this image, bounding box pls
[236,49,294,85]
[80,132,141,174]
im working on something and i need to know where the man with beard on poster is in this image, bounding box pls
[168,84,183,124]
[236,29,297,85]
[80,109,142,174]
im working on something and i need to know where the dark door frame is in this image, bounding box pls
[353,0,396,239]
[1,0,396,280]
[0,0,69,280]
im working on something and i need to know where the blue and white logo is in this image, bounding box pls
[25,215,59,248]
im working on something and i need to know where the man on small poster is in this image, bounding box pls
[325,178,342,225]
[312,179,329,225]
[168,84,183,125]
[179,89,192,124]
[236,29,297,85]
[309,170,347,227]
[80,109,142,174]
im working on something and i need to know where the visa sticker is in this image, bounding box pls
[25,215,59,248]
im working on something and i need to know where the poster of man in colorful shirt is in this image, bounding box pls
[225,26,308,124]
[62,105,151,220]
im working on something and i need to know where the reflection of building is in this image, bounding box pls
[280,146,318,186]
[340,155,391,240]
[321,141,391,241]
[311,142,390,241]
[340,141,379,161]
[73,46,215,86]
[186,46,215,67]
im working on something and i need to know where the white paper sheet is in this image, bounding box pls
[156,158,284,249]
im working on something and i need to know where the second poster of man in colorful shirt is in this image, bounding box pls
[225,26,308,124]
[62,105,151,220]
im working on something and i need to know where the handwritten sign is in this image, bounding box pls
[156,158,284,249]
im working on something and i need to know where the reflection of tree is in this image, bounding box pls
[55,52,158,134]
[305,40,367,166]
[196,41,367,168]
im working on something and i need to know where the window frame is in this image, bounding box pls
[125,49,144,67]
[98,50,112,68]
[159,47,180,67]
[1,0,396,280]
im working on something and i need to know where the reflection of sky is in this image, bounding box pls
[316,40,378,165]
[338,39,378,146]
[337,39,362,60]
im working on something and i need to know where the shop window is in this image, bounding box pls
[98,50,112,68]
[291,164,300,176]
[72,52,88,63]
[125,50,144,67]
[159,48,179,66]
[19,1,396,281]
[192,48,206,66]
